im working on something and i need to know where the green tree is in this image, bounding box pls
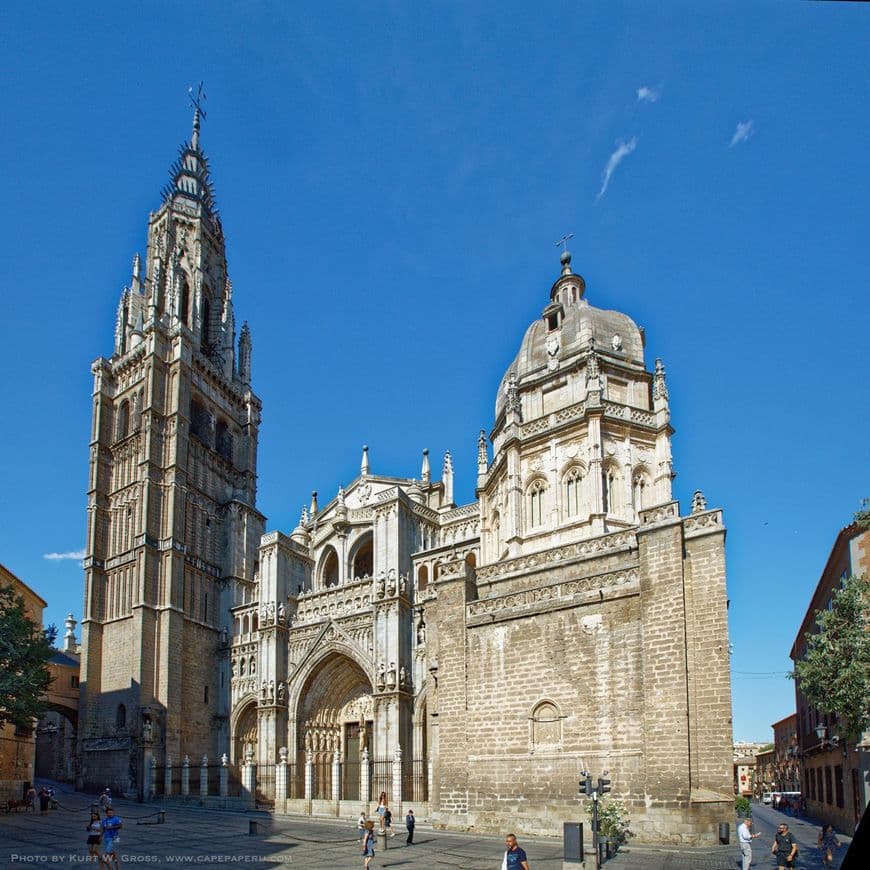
[791,574,870,740]
[0,585,57,728]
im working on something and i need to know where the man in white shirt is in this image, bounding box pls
[737,817,761,870]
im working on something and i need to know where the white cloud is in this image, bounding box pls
[43,549,86,561]
[730,120,755,148]
[596,137,638,201]
[637,86,659,103]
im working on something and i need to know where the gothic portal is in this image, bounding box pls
[80,115,734,844]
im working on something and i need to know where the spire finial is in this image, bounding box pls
[361,445,370,476]
[555,233,574,276]
[188,82,207,149]
[421,449,431,484]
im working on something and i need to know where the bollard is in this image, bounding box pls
[158,810,166,824]
[249,819,258,835]
[719,821,730,845]
[378,829,388,851]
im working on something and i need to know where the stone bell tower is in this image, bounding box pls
[78,103,265,797]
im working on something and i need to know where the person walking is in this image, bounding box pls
[772,822,798,869]
[502,833,530,870]
[85,810,102,864]
[737,817,761,870]
[38,786,50,816]
[405,808,415,845]
[384,806,394,837]
[100,805,122,870]
[818,823,841,867]
[25,785,36,812]
[357,810,367,844]
[362,819,376,869]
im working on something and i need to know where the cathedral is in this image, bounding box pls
[78,111,734,844]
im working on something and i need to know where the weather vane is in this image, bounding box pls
[554,232,574,253]
[188,82,207,119]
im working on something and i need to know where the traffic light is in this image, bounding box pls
[598,776,611,794]
[585,777,593,796]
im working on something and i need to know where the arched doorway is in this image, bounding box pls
[232,700,258,767]
[34,706,78,782]
[296,653,373,800]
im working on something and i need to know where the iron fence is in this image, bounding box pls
[313,759,332,800]
[256,763,276,808]
[406,757,428,803]
[369,758,391,802]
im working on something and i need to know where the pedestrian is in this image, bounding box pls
[737,817,761,870]
[38,786,50,816]
[405,808,415,845]
[772,822,798,869]
[99,788,112,811]
[100,805,123,870]
[376,791,388,831]
[384,805,394,837]
[25,785,36,812]
[502,833,530,870]
[85,810,102,864]
[818,823,840,868]
[357,810,367,843]
[362,819,375,869]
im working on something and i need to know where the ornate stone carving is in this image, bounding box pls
[691,490,707,514]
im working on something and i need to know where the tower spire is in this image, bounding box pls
[188,82,207,151]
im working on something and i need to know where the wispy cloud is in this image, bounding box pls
[43,549,86,561]
[597,137,638,201]
[637,86,660,103]
[730,120,755,148]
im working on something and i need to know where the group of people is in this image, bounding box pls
[738,816,842,870]
[24,784,56,815]
[772,793,807,816]
[355,797,530,868]
[84,790,123,867]
[357,792,417,867]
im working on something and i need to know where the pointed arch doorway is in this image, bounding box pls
[295,652,373,801]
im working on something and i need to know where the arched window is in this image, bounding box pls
[116,400,130,441]
[526,479,547,528]
[417,565,428,592]
[320,547,339,588]
[603,465,620,515]
[216,419,233,462]
[116,704,126,730]
[563,467,584,519]
[201,297,211,352]
[633,471,650,513]
[180,279,191,327]
[350,535,373,580]
[530,700,562,748]
[491,512,500,561]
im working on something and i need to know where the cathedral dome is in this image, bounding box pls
[495,263,645,419]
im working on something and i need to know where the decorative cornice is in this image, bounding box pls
[468,566,639,623]
[683,508,725,538]
[476,528,637,583]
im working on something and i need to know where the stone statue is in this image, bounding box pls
[377,662,386,691]
[142,719,152,741]
[268,679,275,701]
[387,661,397,690]
[277,681,286,703]
[399,665,407,687]
[261,681,267,700]
[277,602,286,624]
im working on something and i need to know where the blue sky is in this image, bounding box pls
[1,2,868,743]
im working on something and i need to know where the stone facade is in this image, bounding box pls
[81,117,734,843]
[78,109,263,797]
